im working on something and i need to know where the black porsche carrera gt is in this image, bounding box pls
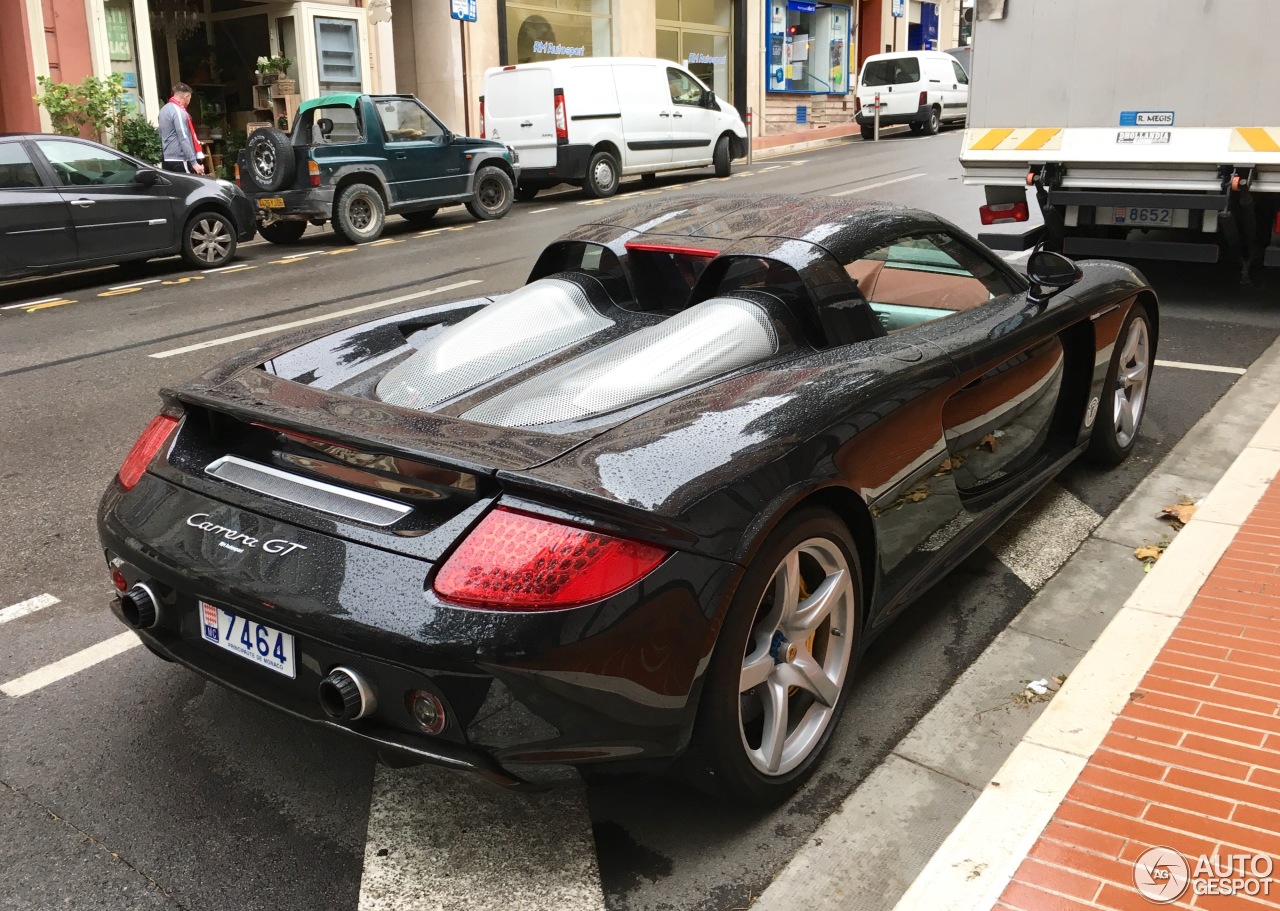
[98,195,1156,803]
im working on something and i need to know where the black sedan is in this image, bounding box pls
[0,133,255,279]
[97,195,1156,803]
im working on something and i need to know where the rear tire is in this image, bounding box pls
[258,220,307,245]
[584,150,620,198]
[925,106,941,136]
[402,208,439,227]
[331,183,385,244]
[466,166,514,220]
[244,128,295,191]
[860,124,875,141]
[181,211,237,268]
[690,509,862,805]
[1086,303,1155,466]
[713,136,732,178]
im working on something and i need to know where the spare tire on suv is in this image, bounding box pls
[245,128,296,192]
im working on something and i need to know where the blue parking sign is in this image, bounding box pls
[450,0,476,21]
[891,0,904,16]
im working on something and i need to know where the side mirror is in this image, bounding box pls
[442,131,455,144]
[1026,249,1082,301]
[134,168,159,187]
[704,91,717,109]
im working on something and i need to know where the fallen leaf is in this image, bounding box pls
[1134,543,1165,566]
[905,487,930,503]
[1158,498,1198,530]
[937,458,953,475]
[980,433,999,452]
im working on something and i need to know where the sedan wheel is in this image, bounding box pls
[182,212,236,268]
[691,509,861,804]
[1087,303,1155,465]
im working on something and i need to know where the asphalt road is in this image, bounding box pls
[2,129,1278,911]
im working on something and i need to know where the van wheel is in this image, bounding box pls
[258,220,307,244]
[860,124,875,140]
[585,151,620,198]
[332,183,385,244]
[466,166,514,220]
[713,136,732,178]
[515,185,540,202]
[925,107,941,136]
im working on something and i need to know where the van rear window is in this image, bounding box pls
[862,58,921,86]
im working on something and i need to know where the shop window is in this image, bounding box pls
[766,2,851,95]
[315,18,361,88]
[504,0,612,64]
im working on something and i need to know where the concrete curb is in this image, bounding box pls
[889,407,1280,910]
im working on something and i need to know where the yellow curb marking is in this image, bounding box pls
[161,276,205,285]
[369,238,403,246]
[25,299,77,312]
[98,288,141,297]
[326,248,357,255]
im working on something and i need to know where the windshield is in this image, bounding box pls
[861,58,921,86]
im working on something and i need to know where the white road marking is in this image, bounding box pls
[359,766,605,911]
[1,298,64,310]
[108,278,161,290]
[0,594,59,626]
[148,279,483,359]
[830,172,926,197]
[273,249,327,258]
[204,263,255,274]
[1155,358,1246,376]
[1,632,141,698]
[527,207,556,214]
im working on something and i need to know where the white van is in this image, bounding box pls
[855,51,969,139]
[481,57,748,200]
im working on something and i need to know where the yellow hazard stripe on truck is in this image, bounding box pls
[1232,128,1280,153]
[967,128,1063,152]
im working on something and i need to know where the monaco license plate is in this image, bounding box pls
[258,197,285,209]
[199,601,296,678]
[1113,207,1174,227]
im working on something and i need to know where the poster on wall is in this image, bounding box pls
[770,33,786,89]
[105,7,132,62]
[829,38,844,88]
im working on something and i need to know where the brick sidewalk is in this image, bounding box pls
[995,477,1280,910]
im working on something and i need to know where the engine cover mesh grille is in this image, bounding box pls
[376,278,613,412]
[463,298,779,428]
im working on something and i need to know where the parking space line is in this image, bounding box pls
[528,206,556,214]
[830,173,926,196]
[1154,359,1247,375]
[205,264,254,274]
[148,278,483,359]
[24,299,77,312]
[109,279,161,290]
[2,298,71,311]
[0,594,59,626]
[1,632,140,698]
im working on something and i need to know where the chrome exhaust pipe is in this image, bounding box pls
[319,667,377,721]
[119,583,161,629]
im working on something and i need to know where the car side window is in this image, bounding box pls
[310,105,363,144]
[36,140,138,187]
[666,68,706,107]
[0,143,42,189]
[952,59,969,85]
[377,100,445,143]
[846,233,1013,332]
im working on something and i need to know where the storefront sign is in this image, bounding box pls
[789,1,817,11]
[450,0,477,22]
[688,52,728,66]
[892,0,905,17]
[532,40,586,57]
[105,6,132,61]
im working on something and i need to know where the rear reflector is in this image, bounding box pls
[624,241,721,258]
[118,415,179,491]
[308,159,321,188]
[433,508,669,610]
[554,91,568,143]
[479,97,486,138]
[919,90,928,108]
[979,201,1030,225]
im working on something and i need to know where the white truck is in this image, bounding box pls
[962,0,1280,277]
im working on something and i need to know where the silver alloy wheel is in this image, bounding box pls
[349,196,373,231]
[738,538,856,776]
[593,158,616,192]
[190,217,232,264]
[253,143,275,178]
[1113,316,1151,448]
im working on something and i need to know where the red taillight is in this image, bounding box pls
[433,508,669,610]
[117,415,179,491]
[624,241,721,257]
[979,201,1030,225]
[554,91,568,143]
[919,90,928,107]
[479,96,486,138]
[308,159,321,188]
[111,567,128,592]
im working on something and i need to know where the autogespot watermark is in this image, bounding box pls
[1133,845,1275,903]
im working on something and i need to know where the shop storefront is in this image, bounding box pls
[765,0,850,95]
[907,0,939,50]
[655,0,733,102]
[502,0,613,64]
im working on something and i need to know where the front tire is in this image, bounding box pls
[331,183,385,244]
[258,220,307,245]
[713,136,732,178]
[924,106,941,136]
[584,150,620,198]
[691,509,862,805]
[466,166,514,220]
[181,211,236,268]
[1087,303,1155,466]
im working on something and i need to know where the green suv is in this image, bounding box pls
[237,94,518,244]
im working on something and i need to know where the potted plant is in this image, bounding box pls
[256,55,293,91]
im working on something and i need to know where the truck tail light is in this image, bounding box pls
[979,201,1030,225]
[433,508,669,610]
[308,159,320,188]
[479,96,486,138]
[118,415,180,491]
[554,90,568,144]
[919,90,928,107]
